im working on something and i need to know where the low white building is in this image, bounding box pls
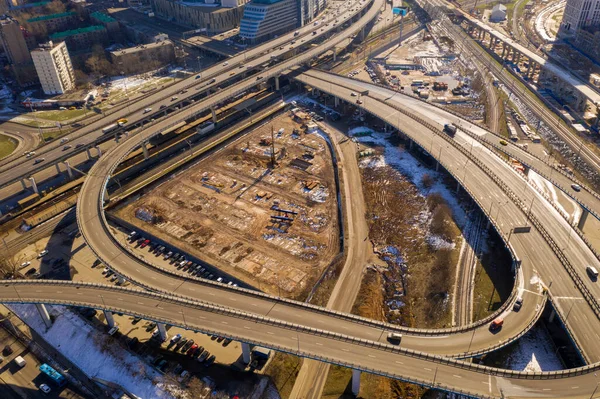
[490,4,507,22]
[31,41,75,95]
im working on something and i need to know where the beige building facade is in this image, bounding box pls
[31,41,76,95]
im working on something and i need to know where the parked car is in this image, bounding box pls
[37,250,49,258]
[39,383,51,394]
[513,297,523,311]
[571,184,581,192]
[108,325,119,336]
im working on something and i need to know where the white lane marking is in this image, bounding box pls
[137,302,144,305]
[316,342,323,346]
[489,375,492,393]
[221,321,228,325]
[342,348,350,352]
[368,354,376,358]
[35,290,42,293]
[230,298,237,302]
[244,326,252,330]
[453,375,462,379]
[395,361,403,365]
[198,316,206,320]
[424,368,432,371]
[208,292,215,296]
[571,386,579,389]
[542,388,551,391]
[56,291,63,294]
[267,332,275,335]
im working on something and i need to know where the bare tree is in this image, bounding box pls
[0,248,21,278]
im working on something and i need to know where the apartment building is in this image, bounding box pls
[27,11,79,35]
[31,41,76,95]
[110,40,175,74]
[49,25,108,51]
[239,0,298,42]
[0,15,32,64]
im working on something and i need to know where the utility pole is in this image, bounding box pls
[270,125,276,168]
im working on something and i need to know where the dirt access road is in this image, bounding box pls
[289,122,372,399]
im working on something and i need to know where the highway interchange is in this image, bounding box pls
[2,0,600,396]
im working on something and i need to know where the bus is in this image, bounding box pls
[39,363,67,387]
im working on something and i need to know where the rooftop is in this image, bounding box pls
[11,1,49,9]
[90,11,116,23]
[50,25,105,39]
[110,40,173,55]
[27,11,77,23]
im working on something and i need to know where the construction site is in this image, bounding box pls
[114,112,340,298]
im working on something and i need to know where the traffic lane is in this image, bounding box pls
[0,138,115,212]
[297,74,600,354]
[2,282,600,397]
[0,0,367,183]
[314,71,600,215]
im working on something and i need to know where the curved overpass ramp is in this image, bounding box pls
[297,70,600,362]
[2,281,600,399]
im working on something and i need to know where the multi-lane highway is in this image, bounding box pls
[3,0,600,395]
[0,0,373,193]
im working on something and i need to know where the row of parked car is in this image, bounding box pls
[127,231,238,286]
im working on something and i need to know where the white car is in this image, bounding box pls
[39,384,51,394]
[108,325,119,336]
[143,108,152,113]
[350,92,357,96]
[37,250,48,258]
[222,61,229,66]
[20,261,31,268]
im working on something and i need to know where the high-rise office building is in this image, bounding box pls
[0,15,32,64]
[31,41,75,95]
[240,0,298,42]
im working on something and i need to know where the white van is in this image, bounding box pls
[387,332,402,344]
[14,356,26,368]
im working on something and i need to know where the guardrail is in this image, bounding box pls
[5,280,600,385]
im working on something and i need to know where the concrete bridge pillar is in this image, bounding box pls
[211,106,217,123]
[501,44,507,59]
[104,310,115,328]
[114,133,120,143]
[577,208,589,230]
[86,147,92,159]
[157,323,168,341]
[333,50,337,62]
[334,97,340,107]
[352,369,361,396]
[408,139,413,150]
[488,34,493,49]
[96,146,102,157]
[549,308,556,323]
[20,179,27,190]
[29,177,39,194]
[55,163,61,174]
[142,141,149,160]
[435,160,440,172]
[275,75,280,91]
[526,61,532,77]
[64,161,73,179]
[241,342,251,363]
[36,304,52,328]
[456,181,461,194]
[515,51,521,64]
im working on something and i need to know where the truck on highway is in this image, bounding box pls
[443,123,457,137]
[102,124,119,134]
[14,356,26,368]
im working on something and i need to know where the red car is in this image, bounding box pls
[140,239,150,248]
[187,344,199,356]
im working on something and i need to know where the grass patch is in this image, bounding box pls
[33,108,88,122]
[0,134,17,159]
[263,353,302,398]
[472,231,513,321]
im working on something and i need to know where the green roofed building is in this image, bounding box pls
[49,25,108,51]
[90,12,120,34]
[27,12,78,35]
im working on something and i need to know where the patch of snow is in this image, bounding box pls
[353,130,467,227]
[359,155,386,169]
[426,234,455,250]
[506,325,563,372]
[8,304,180,399]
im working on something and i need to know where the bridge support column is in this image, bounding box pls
[334,97,340,107]
[275,75,280,91]
[157,323,168,341]
[435,160,440,172]
[114,133,119,143]
[29,177,39,194]
[456,181,461,194]
[501,44,507,59]
[20,179,27,190]
[515,51,521,65]
[55,163,61,174]
[211,106,217,123]
[86,148,92,159]
[142,141,149,160]
[64,162,73,179]
[549,309,556,323]
[351,369,361,396]
[104,310,115,328]
[408,139,413,150]
[526,61,532,78]
[96,146,102,157]
[36,304,52,328]
[241,342,251,364]
[577,208,589,230]
[488,35,493,49]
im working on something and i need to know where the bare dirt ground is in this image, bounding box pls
[116,113,339,298]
